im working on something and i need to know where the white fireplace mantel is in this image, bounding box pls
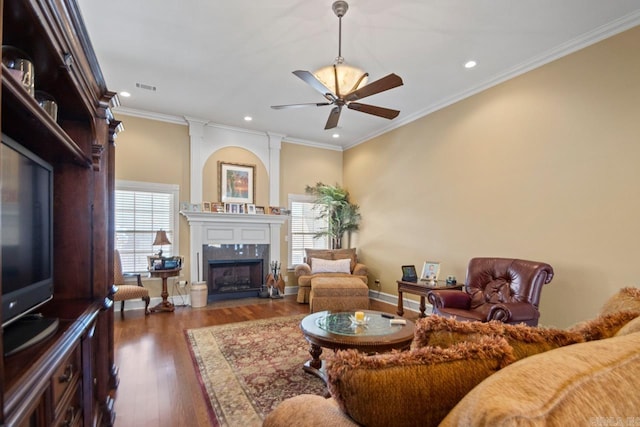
[180,211,288,282]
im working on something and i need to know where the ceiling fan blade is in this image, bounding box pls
[271,102,332,109]
[344,73,403,102]
[325,106,342,129]
[348,102,400,119]
[293,70,336,101]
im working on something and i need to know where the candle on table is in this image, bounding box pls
[355,311,365,322]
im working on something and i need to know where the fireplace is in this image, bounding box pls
[203,243,269,301]
[208,259,263,296]
[181,211,287,302]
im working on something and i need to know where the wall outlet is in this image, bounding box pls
[374,279,381,289]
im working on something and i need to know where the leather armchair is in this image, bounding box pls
[427,257,554,326]
[295,248,368,303]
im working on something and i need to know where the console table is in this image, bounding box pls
[396,280,464,318]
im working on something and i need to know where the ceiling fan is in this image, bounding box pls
[271,0,403,130]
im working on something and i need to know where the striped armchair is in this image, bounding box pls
[113,249,150,315]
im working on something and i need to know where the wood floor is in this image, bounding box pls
[112,295,418,427]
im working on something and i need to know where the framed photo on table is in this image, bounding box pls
[420,261,440,281]
[218,161,255,204]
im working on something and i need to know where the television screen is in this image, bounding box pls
[1,134,54,327]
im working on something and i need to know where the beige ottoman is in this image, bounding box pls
[309,277,370,313]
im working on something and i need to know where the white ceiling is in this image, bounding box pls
[77,0,640,149]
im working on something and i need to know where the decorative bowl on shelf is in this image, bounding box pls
[2,45,35,96]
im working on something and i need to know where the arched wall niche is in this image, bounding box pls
[202,147,270,208]
[186,118,284,207]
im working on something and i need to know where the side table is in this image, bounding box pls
[396,280,463,318]
[149,268,181,313]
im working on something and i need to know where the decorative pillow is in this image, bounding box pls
[331,248,357,272]
[569,310,640,341]
[304,249,334,269]
[326,336,514,427]
[469,279,511,308]
[599,287,640,316]
[441,331,640,427]
[413,315,585,361]
[311,257,351,274]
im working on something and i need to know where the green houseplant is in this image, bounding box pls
[305,182,361,249]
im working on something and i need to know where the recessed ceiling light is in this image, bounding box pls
[244,116,253,121]
[332,133,340,138]
[120,91,131,97]
[464,60,477,69]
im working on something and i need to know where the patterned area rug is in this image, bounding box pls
[185,314,326,426]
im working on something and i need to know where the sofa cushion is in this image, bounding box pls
[326,336,514,427]
[441,330,640,426]
[569,310,640,341]
[311,257,351,274]
[599,286,640,316]
[615,315,640,337]
[263,394,359,427]
[304,249,335,269]
[413,315,584,361]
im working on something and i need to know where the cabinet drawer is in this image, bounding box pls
[51,344,82,415]
[53,384,82,427]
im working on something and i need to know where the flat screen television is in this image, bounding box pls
[1,133,57,355]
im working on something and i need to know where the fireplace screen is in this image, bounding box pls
[208,259,264,294]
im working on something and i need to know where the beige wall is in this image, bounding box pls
[344,26,640,328]
[279,142,343,284]
[113,115,191,296]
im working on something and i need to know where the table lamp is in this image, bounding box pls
[152,230,171,257]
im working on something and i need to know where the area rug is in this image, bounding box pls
[185,314,326,427]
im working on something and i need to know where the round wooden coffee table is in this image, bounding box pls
[300,310,415,382]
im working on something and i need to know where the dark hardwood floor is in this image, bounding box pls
[112,295,417,426]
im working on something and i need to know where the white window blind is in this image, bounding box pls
[288,195,328,268]
[115,181,178,273]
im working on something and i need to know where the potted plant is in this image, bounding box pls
[305,182,361,249]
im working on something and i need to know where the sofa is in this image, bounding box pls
[264,287,640,427]
[294,248,368,304]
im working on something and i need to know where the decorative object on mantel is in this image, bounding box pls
[305,182,361,249]
[152,229,171,257]
[218,161,255,204]
[255,206,266,214]
[266,261,285,299]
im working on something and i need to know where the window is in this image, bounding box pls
[288,194,329,268]
[115,180,179,273]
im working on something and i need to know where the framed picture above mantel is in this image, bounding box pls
[218,161,255,204]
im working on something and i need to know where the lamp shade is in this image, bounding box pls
[314,62,368,97]
[152,230,171,246]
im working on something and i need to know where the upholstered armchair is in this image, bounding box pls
[113,249,150,315]
[295,248,368,303]
[427,257,554,326]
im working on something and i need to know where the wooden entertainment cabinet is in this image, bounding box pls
[1,0,119,425]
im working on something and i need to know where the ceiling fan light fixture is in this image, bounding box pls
[313,62,368,97]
